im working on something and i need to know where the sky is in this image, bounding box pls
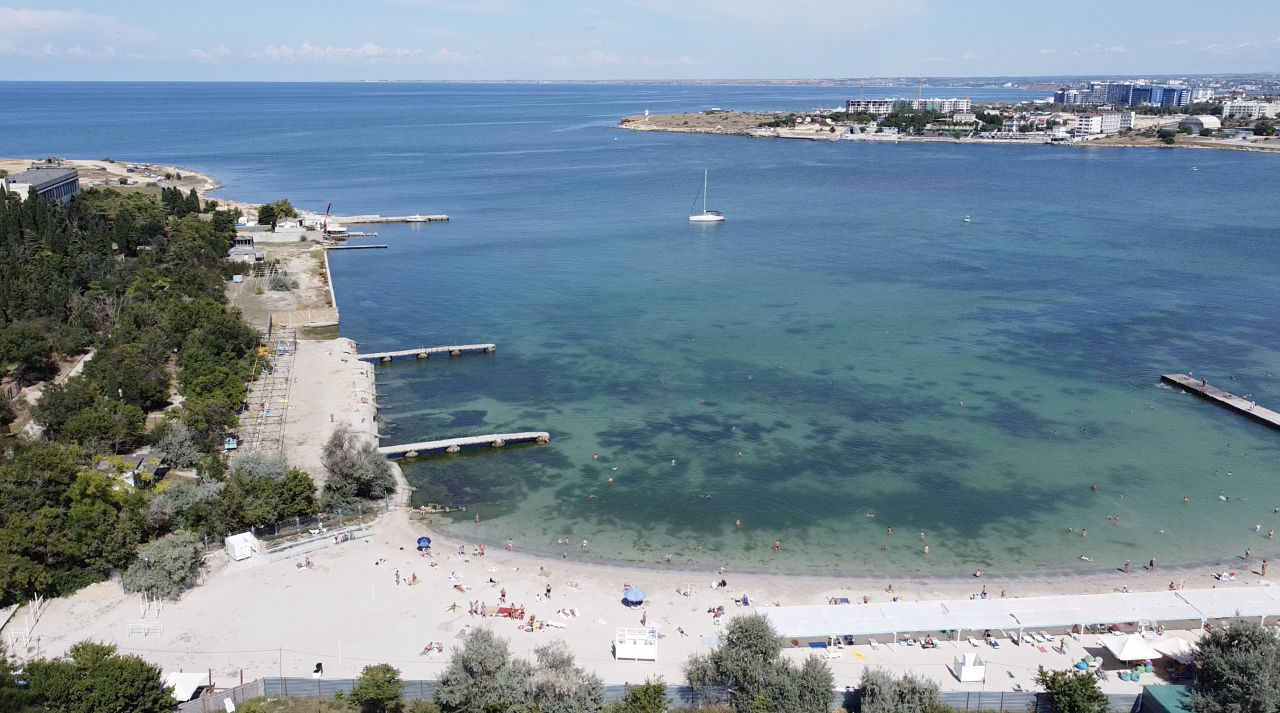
[1,1,1278,81]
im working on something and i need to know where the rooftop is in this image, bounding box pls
[7,160,79,192]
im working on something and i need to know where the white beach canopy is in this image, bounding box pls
[1102,633,1162,662]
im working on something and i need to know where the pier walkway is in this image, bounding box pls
[1161,373,1280,429]
[357,344,496,362]
[333,215,448,224]
[379,432,550,459]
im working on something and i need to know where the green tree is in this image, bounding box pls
[0,322,56,383]
[1035,666,1108,713]
[0,642,29,713]
[434,628,533,713]
[1255,121,1276,136]
[321,424,396,512]
[24,640,172,713]
[120,530,202,599]
[684,614,832,713]
[59,401,145,454]
[1188,618,1280,713]
[858,668,941,713]
[348,663,404,713]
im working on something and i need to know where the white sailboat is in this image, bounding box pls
[689,169,724,222]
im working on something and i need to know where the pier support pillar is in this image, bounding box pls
[536,435,549,444]
[381,356,392,363]
[417,352,428,359]
[450,350,462,357]
[491,439,506,448]
[485,346,496,353]
[405,451,419,458]
[446,445,461,454]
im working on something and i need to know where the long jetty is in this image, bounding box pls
[357,344,496,362]
[1161,373,1280,430]
[334,215,449,223]
[327,244,387,250]
[379,432,550,459]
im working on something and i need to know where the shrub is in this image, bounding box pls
[347,663,403,713]
[1034,666,1108,713]
[154,419,202,468]
[120,530,202,598]
[529,639,605,713]
[605,677,667,713]
[321,424,396,511]
[267,273,298,291]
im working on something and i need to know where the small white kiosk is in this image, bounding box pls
[953,653,986,683]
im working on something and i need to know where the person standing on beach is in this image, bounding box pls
[1245,548,1251,563]
[582,539,588,551]
[545,584,552,599]
[395,570,400,586]
[1263,560,1268,576]
[1149,558,1155,571]
[507,539,513,551]
[774,540,781,553]
[1124,560,1130,573]
[500,588,506,604]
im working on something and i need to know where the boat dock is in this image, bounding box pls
[341,231,379,238]
[1161,373,1280,430]
[334,215,449,224]
[327,244,388,250]
[379,432,550,459]
[357,344,496,362]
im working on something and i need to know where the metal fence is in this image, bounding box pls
[190,678,1144,712]
[177,679,265,713]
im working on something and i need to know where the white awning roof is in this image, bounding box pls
[760,586,1280,639]
[163,672,210,702]
[1174,586,1280,619]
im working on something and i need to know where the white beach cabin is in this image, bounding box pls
[224,532,261,561]
[613,628,658,661]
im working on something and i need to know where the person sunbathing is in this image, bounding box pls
[420,642,436,656]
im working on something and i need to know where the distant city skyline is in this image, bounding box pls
[1,1,1278,81]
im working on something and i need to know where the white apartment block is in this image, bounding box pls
[1073,111,1126,136]
[846,99,895,116]
[1221,101,1280,120]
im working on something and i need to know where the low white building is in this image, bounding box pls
[1180,115,1222,133]
[1221,101,1280,120]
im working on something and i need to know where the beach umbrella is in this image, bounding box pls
[1103,633,1162,662]
[416,536,432,550]
[623,588,646,604]
[1152,636,1195,664]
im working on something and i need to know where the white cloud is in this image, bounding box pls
[255,42,473,64]
[189,46,231,62]
[537,50,698,68]
[1038,48,1056,55]
[1167,39,1190,46]
[627,0,921,32]
[1080,44,1127,53]
[0,7,144,39]
[961,52,978,60]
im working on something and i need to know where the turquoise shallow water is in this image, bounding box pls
[5,82,1280,575]
[335,140,1280,576]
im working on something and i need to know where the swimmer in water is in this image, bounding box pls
[1091,485,1097,491]
[735,520,741,527]
[737,452,744,457]
[671,460,676,466]
[588,494,596,500]
[1184,497,1189,503]
[887,527,893,535]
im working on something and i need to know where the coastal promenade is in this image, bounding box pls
[1161,373,1280,430]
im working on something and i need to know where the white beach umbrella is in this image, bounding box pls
[1151,636,1195,664]
[1102,633,1162,662]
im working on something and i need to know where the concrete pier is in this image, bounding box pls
[379,432,550,459]
[333,215,449,224]
[1161,373,1280,430]
[357,344,496,362]
[326,244,387,250]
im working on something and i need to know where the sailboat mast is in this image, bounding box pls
[703,169,708,214]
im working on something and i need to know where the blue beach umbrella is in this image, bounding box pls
[416,536,432,550]
[623,588,646,604]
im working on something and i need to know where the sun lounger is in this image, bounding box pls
[968,637,980,647]
[989,638,1000,649]
[823,651,842,660]
[1040,631,1051,641]
[545,620,566,629]
[869,639,881,650]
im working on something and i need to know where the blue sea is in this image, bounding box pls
[5,82,1280,576]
